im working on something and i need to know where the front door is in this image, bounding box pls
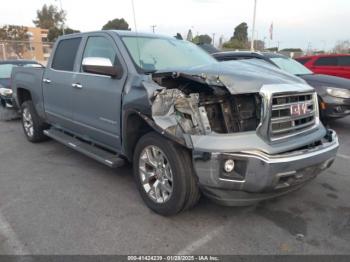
[72,34,126,151]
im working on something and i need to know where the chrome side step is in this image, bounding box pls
[43,128,125,168]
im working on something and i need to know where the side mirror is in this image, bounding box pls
[82,57,123,78]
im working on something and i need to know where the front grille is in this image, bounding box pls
[270,92,317,140]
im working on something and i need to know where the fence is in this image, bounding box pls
[0,40,54,65]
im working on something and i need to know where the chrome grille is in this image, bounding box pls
[270,92,317,140]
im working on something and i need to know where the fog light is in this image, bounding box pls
[223,159,235,173]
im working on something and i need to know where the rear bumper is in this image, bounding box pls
[193,130,339,206]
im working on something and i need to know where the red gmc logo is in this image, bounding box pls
[290,103,309,116]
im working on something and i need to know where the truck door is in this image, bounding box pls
[72,34,127,151]
[43,37,82,130]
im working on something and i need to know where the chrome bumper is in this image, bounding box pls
[192,130,339,206]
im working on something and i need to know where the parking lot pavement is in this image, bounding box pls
[0,118,349,255]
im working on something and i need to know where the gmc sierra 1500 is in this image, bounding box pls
[12,31,339,216]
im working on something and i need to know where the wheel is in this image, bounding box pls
[21,101,49,142]
[133,132,200,216]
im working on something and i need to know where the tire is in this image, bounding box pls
[133,132,200,216]
[21,101,49,143]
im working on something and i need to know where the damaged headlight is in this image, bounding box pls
[326,87,350,99]
[0,88,13,97]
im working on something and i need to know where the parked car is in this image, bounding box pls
[295,54,350,79]
[213,51,350,122]
[12,31,338,216]
[0,60,43,120]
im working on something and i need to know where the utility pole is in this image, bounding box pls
[55,0,65,34]
[151,25,157,33]
[212,33,215,46]
[250,0,257,51]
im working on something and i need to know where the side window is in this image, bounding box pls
[52,38,82,71]
[296,58,311,65]
[314,57,338,66]
[338,56,350,66]
[82,36,119,68]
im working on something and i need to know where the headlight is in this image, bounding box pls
[326,87,350,99]
[0,88,13,97]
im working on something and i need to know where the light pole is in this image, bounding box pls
[55,0,65,34]
[250,0,257,51]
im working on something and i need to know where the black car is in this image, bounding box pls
[0,60,43,120]
[213,51,350,122]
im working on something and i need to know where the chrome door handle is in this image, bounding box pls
[43,78,51,83]
[72,83,83,89]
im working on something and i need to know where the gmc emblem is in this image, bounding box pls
[290,103,309,116]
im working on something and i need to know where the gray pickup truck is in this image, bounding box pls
[12,31,339,216]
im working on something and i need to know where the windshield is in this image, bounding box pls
[0,64,15,79]
[121,36,217,72]
[270,57,312,75]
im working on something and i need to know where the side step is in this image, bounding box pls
[44,128,125,168]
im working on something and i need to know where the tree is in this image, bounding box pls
[33,4,66,30]
[102,18,130,30]
[192,34,212,44]
[47,27,80,42]
[186,29,193,41]
[333,40,350,54]
[222,39,246,50]
[231,22,248,43]
[0,25,28,58]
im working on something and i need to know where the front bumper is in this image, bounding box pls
[321,95,350,118]
[193,130,339,206]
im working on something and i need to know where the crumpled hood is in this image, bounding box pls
[155,60,308,94]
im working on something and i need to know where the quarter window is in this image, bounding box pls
[314,57,338,66]
[338,56,350,66]
[51,38,82,71]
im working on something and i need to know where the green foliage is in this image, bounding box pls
[33,4,66,29]
[266,47,278,52]
[192,34,212,44]
[222,39,247,50]
[231,22,248,43]
[280,48,303,52]
[0,25,28,57]
[47,27,80,42]
[102,18,130,30]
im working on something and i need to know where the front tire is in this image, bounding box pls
[21,101,49,142]
[133,132,200,216]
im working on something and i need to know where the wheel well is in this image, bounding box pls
[17,88,32,106]
[124,113,153,161]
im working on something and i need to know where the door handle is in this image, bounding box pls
[43,78,51,83]
[72,83,83,89]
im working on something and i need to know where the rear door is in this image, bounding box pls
[338,56,350,79]
[312,56,341,77]
[43,37,82,130]
[71,33,127,151]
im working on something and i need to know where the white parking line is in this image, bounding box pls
[0,212,28,255]
[177,226,224,255]
[337,154,350,160]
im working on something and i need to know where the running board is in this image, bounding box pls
[43,128,125,168]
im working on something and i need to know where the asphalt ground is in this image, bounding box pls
[0,118,349,255]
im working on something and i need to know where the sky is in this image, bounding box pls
[1,0,350,50]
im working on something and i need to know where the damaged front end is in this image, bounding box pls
[151,72,262,148]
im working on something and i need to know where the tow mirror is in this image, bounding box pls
[82,57,123,78]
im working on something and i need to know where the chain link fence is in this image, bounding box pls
[0,40,54,65]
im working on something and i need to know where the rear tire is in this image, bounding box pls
[133,132,200,216]
[21,101,49,143]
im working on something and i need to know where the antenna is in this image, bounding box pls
[131,0,141,66]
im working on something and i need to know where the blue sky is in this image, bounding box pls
[1,0,350,50]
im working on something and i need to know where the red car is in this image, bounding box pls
[296,54,350,79]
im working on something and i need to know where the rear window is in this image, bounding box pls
[51,38,82,71]
[296,58,311,65]
[314,57,338,66]
[338,56,350,66]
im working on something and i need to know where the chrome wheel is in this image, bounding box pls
[22,108,34,137]
[138,145,173,203]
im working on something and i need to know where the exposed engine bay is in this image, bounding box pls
[151,72,262,140]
